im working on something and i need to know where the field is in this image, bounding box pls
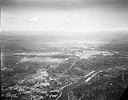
[1,31,128,100]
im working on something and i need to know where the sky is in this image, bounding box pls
[1,0,128,34]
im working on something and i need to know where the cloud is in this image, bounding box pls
[28,17,39,22]
[8,16,14,19]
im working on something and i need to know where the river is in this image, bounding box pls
[57,71,96,100]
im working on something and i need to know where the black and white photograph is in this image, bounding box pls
[1,0,128,100]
